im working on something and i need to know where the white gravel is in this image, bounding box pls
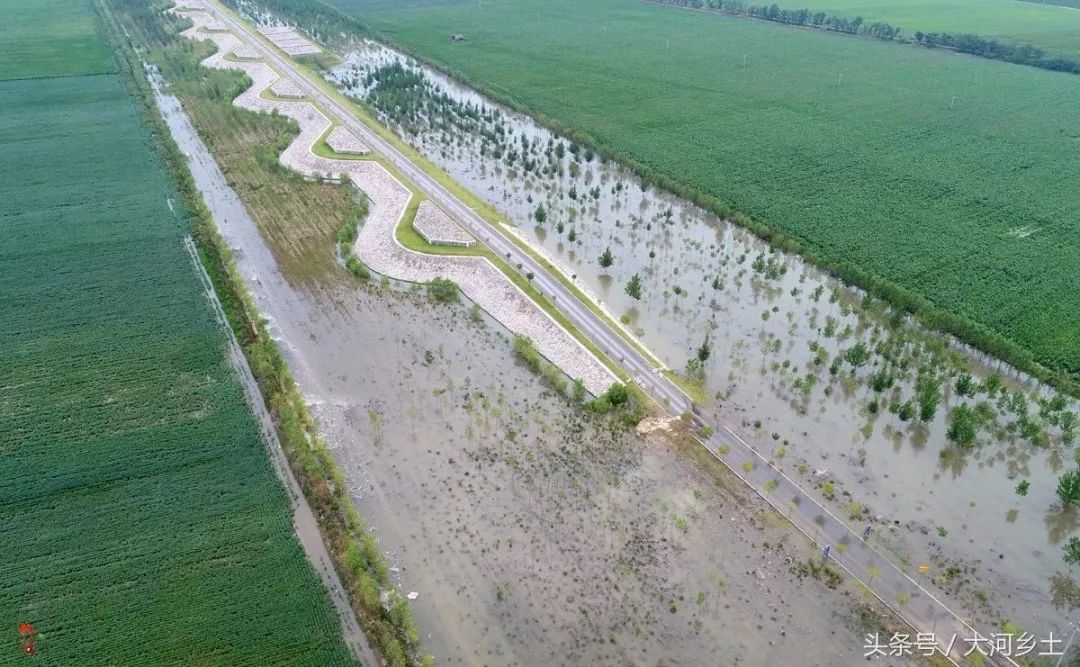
[258,25,321,55]
[230,46,260,60]
[175,12,616,396]
[270,79,304,98]
[325,126,369,155]
[413,201,475,247]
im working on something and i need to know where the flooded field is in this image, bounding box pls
[314,38,1079,636]
[158,67,909,664]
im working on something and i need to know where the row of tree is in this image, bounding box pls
[657,0,901,38]
[656,0,1080,75]
[913,31,1080,75]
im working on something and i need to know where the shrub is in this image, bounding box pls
[427,276,459,302]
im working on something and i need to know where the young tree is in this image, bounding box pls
[896,400,915,422]
[947,404,977,447]
[1015,479,1030,496]
[1058,469,1080,506]
[696,333,712,363]
[843,342,869,369]
[625,273,643,300]
[1065,537,1080,567]
[533,203,547,223]
[917,376,942,423]
[954,372,975,397]
[598,247,615,269]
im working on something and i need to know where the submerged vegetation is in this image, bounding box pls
[337,194,371,280]
[316,0,1080,398]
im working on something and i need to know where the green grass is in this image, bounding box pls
[0,13,355,667]
[0,0,114,80]
[322,0,1080,386]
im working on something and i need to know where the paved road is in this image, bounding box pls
[200,3,1019,664]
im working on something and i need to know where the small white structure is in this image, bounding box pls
[412,201,475,248]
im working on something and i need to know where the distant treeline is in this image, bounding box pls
[656,0,1080,75]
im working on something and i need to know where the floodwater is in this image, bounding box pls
[153,54,906,665]
[321,40,1079,637]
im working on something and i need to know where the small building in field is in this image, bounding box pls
[449,33,466,42]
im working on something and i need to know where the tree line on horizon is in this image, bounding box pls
[656,0,1080,74]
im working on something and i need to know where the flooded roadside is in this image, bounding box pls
[151,50,907,665]
[308,36,1079,636]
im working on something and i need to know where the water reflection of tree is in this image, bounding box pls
[1050,572,1080,611]
[907,422,930,454]
[937,443,969,479]
[1045,505,1080,545]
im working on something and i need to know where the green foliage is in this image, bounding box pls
[896,400,915,422]
[605,383,630,406]
[338,196,371,279]
[1058,469,1080,506]
[847,501,864,519]
[1015,479,1030,496]
[916,375,942,422]
[598,246,614,268]
[842,342,870,369]
[955,372,975,397]
[512,334,570,395]
[1065,537,1080,567]
[947,403,978,447]
[625,273,643,300]
[696,333,712,363]
[427,276,459,302]
[869,369,893,392]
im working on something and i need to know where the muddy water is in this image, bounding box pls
[319,41,1079,635]
[155,60,907,665]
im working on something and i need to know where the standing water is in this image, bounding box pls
[320,39,1078,635]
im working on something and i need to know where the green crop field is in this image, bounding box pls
[731,0,1080,59]
[0,1,356,664]
[325,0,1080,384]
[0,0,114,80]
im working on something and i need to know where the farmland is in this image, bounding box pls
[0,0,355,663]
[310,0,1080,387]
[0,0,114,80]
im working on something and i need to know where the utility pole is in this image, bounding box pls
[837,73,843,86]
[950,95,956,109]
[742,54,748,68]
[1056,619,1079,667]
